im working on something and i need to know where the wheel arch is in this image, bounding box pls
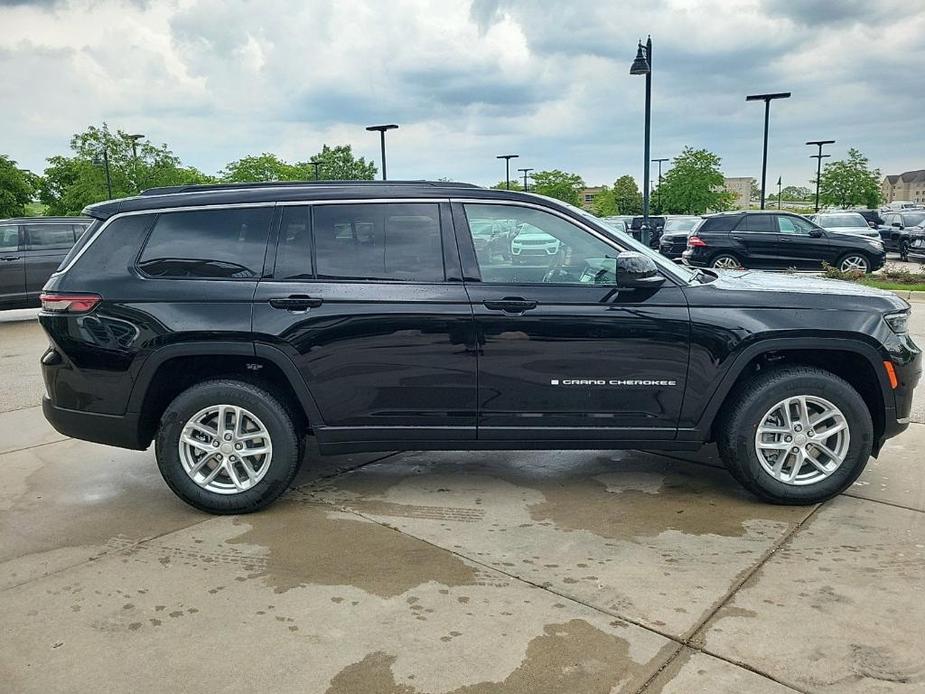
[697,338,892,451]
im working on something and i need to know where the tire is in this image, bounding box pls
[710,254,743,270]
[836,252,871,273]
[155,379,301,514]
[899,240,909,262]
[716,366,873,505]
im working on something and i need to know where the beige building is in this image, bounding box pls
[723,177,755,209]
[882,170,925,205]
[579,186,605,210]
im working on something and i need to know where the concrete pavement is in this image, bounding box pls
[0,307,923,692]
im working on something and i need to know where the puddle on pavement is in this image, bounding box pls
[226,503,478,597]
[326,619,644,694]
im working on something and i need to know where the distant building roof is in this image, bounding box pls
[884,169,925,184]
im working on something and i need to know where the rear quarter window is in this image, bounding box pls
[699,216,740,232]
[138,207,273,279]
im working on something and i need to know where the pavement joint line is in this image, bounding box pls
[319,497,807,693]
[841,492,924,514]
[0,435,70,458]
[631,643,685,694]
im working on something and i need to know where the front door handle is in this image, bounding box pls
[1,256,22,262]
[268,294,323,311]
[483,297,538,313]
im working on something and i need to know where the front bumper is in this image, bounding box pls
[43,397,148,450]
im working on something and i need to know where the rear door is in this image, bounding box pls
[23,223,78,300]
[776,215,832,269]
[252,201,477,445]
[0,224,25,308]
[731,214,780,267]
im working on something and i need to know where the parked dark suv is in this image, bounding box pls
[682,211,886,272]
[1,216,91,309]
[39,182,920,513]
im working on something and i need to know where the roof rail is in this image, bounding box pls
[139,180,482,196]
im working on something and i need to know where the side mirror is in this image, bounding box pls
[616,252,666,289]
[892,222,902,228]
[868,221,877,229]
[809,228,824,238]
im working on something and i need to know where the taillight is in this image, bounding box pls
[687,235,707,247]
[40,293,101,313]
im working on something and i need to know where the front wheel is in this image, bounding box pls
[155,379,301,514]
[710,254,743,270]
[717,366,872,505]
[837,253,871,273]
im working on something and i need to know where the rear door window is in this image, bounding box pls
[274,206,313,280]
[0,225,18,252]
[138,207,272,279]
[313,203,444,282]
[24,224,77,250]
[738,215,776,232]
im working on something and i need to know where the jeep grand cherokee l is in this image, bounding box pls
[39,182,920,513]
[682,211,886,272]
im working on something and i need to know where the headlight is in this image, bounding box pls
[884,310,909,334]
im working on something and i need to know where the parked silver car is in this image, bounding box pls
[809,212,880,238]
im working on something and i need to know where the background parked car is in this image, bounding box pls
[682,211,885,273]
[853,208,884,228]
[0,216,92,309]
[658,216,703,260]
[808,212,881,238]
[511,222,560,264]
[885,210,925,262]
[629,215,666,247]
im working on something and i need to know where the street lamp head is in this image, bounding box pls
[127,133,145,141]
[746,92,791,102]
[805,139,835,146]
[496,154,519,160]
[629,42,650,75]
[366,124,399,132]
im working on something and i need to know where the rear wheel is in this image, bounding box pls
[717,367,872,505]
[837,253,870,273]
[711,254,743,270]
[155,379,301,514]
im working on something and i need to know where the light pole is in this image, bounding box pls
[310,159,321,181]
[652,157,668,213]
[517,167,533,191]
[745,91,791,209]
[630,36,652,245]
[806,139,835,212]
[497,154,519,190]
[366,124,399,180]
[777,176,782,210]
[128,133,144,192]
[93,147,113,198]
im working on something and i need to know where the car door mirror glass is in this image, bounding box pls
[616,252,665,289]
[809,228,824,238]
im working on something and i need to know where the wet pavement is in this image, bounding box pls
[1,307,923,692]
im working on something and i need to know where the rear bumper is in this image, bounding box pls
[42,397,148,450]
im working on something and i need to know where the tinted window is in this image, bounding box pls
[138,207,272,279]
[56,219,102,271]
[274,206,313,280]
[904,212,925,226]
[0,225,18,252]
[313,203,444,282]
[464,203,620,285]
[818,214,865,228]
[739,214,776,232]
[25,223,76,250]
[778,216,816,235]
[699,215,740,232]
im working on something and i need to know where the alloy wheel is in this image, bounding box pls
[754,395,850,486]
[178,404,273,494]
[839,255,869,273]
[712,255,741,269]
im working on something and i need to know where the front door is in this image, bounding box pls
[0,224,25,308]
[455,202,690,441]
[252,201,477,445]
[776,215,832,269]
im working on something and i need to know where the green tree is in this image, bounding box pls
[657,147,735,214]
[221,153,300,182]
[0,155,37,218]
[490,179,524,191]
[40,124,212,215]
[591,187,617,216]
[818,148,881,209]
[298,144,377,180]
[612,175,643,214]
[531,169,585,206]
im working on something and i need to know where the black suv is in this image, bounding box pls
[39,182,920,513]
[682,211,886,273]
[1,216,91,309]
[880,210,925,261]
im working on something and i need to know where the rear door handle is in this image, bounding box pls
[483,297,537,313]
[1,256,21,262]
[268,295,323,311]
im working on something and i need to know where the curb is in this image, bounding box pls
[887,290,925,303]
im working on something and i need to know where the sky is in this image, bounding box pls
[1,0,923,190]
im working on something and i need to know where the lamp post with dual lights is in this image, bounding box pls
[745,91,791,209]
[366,124,398,181]
[310,159,322,181]
[806,139,835,213]
[497,154,519,190]
[652,157,668,213]
[92,147,113,199]
[128,133,144,192]
[630,37,653,245]
[517,167,533,192]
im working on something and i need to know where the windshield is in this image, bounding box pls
[526,194,697,282]
[905,212,925,226]
[664,218,700,232]
[819,214,866,228]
